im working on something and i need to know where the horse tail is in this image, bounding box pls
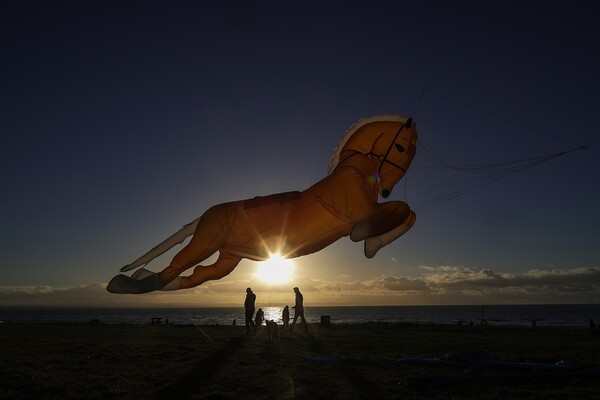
[120,217,201,272]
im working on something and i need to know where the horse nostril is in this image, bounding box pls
[381,189,390,198]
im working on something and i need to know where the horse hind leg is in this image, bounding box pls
[107,206,233,294]
[155,203,241,290]
[111,246,233,293]
[157,245,218,289]
[171,254,241,290]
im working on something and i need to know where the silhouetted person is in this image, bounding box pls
[255,308,264,331]
[244,287,256,334]
[290,287,307,331]
[282,305,290,330]
[480,305,487,326]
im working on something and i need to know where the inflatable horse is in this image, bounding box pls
[107,115,418,293]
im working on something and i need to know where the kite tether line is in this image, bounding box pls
[404,89,590,212]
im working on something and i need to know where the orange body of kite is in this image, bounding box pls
[107,115,418,293]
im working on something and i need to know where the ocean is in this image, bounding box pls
[1,304,599,327]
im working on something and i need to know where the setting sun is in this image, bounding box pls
[255,253,294,284]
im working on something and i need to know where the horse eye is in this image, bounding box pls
[395,143,405,153]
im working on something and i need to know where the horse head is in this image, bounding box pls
[330,115,418,198]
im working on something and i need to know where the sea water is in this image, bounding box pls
[1,304,599,327]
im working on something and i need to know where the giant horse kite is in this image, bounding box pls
[107,115,418,294]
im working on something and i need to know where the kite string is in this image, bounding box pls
[421,89,584,148]
[409,145,586,213]
[404,89,592,212]
[412,89,427,122]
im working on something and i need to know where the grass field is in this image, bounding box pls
[1,322,599,399]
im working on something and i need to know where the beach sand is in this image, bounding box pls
[1,322,599,399]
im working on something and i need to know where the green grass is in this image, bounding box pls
[1,322,599,399]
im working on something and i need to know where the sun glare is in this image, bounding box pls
[255,253,294,284]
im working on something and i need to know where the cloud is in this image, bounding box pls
[1,266,599,307]
[419,265,600,302]
[422,266,600,289]
[419,265,470,272]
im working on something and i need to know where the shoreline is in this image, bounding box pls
[2,303,598,328]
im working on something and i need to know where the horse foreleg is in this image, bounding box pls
[355,201,415,258]
[350,201,410,241]
[364,210,415,258]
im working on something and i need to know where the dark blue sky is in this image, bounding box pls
[1,1,598,306]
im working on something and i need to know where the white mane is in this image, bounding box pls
[328,114,408,175]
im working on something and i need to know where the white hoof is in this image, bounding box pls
[106,273,163,294]
[106,274,131,293]
[364,237,382,259]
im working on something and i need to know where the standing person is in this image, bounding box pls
[282,305,290,330]
[244,287,256,335]
[290,287,307,332]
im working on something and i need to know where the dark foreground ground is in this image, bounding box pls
[1,322,599,399]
